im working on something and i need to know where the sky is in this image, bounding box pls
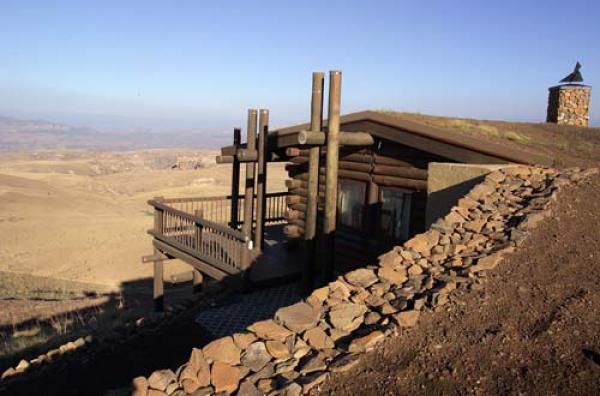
[0,0,598,133]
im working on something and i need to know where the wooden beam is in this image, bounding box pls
[322,70,342,283]
[372,164,428,180]
[216,155,234,164]
[153,247,164,312]
[242,110,257,248]
[372,174,428,190]
[277,130,373,148]
[237,148,258,162]
[254,109,269,251]
[229,128,241,229]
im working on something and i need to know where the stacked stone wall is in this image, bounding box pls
[546,85,591,127]
[133,166,598,396]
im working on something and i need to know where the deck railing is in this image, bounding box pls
[147,191,287,274]
[160,191,287,227]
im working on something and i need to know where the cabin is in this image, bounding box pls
[144,71,550,311]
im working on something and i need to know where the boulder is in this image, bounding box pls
[233,332,257,350]
[202,336,241,365]
[211,361,240,394]
[266,340,291,360]
[275,302,321,333]
[404,230,440,255]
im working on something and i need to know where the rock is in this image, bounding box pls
[189,387,213,396]
[469,183,496,200]
[304,327,334,350]
[181,377,201,394]
[1,367,17,380]
[408,264,423,276]
[404,230,440,255]
[331,354,360,374]
[281,382,302,396]
[311,286,330,302]
[257,378,276,393]
[202,336,241,365]
[148,390,167,396]
[275,302,321,333]
[378,250,402,268]
[328,302,367,332]
[238,379,262,396]
[15,359,30,372]
[464,219,486,233]
[248,319,293,341]
[165,382,180,395]
[233,332,257,350]
[132,376,149,396]
[276,358,299,374]
[468,254,503,273]
[241,342,271,372]
[364,311,381,325]
[348,330,385,353]
[378,266,408,285]
[248,362,274,382]
[211,361,240,394]
[73,337,86,348]
[148,369,176,391]
[266,340,290,360]
[395,310,420,328]
[188,348,211,387]
[345,268,378,288]
[299,371,329,393]
[299,353,327,374]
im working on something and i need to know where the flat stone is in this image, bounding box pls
[132,376,149,396]
[189,387,213,396]
[248,362,275,383]
[211,361,240,394]
[181,376,201,394]
[148,369,176,391]
[188,348,211,387]
[275,302,321,333]
[248,319,293,342]
[364,311,381,325]
[276,358,299,374]
[464,219,486,233]
[15,359,29,372]
[299,353,327,374]
[407,264,423,276]
[394,310,420,328]
[404,230,440,255]
[378,266,408,285]
[299,371,329,393]
[311,286,330,302]
[238,379,262,396]
[468,254,503,273]
[241,341,271,372]
[257,378,276,393]
[329,353,361,373]
[328,302,367,332]
[233,332,257,350]
[345,268,378,288]
[303,327,334,350]
[281,382,302,396]
[148,390,168,396]
[348,330,385,353]
[202,336,241,365]
[266,340,291,360]
[378,250,402,268]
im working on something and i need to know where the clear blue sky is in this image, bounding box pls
[1,0,598,132]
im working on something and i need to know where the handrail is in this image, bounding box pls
[148,200,246,241]
[160,191,288,204]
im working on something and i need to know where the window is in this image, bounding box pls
[337,180,366,230]
[379,188,411,240]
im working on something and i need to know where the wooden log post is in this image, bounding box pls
[153,196,165,234]
[153,247,164,312]
[321,70,342,283]
[230,128,241,229]
[240,110,257,281]
[254,109,269,251]
[304,71,324,290]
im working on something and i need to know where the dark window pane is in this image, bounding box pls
[338,180,365,229]
[380,188,411,240]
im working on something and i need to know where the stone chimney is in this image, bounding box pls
[546,84,591,127]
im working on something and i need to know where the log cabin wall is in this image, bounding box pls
[283,134,453,271]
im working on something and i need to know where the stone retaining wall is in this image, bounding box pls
[133,166,598,396]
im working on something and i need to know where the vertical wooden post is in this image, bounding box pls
[192,269,203,295]
[230,128,241,229]
[322,70,342,283]
[241,110,258,279]
[254,109,269,251]
[303,72,324,290]
[153,247,164,312]
[153,196,164,234]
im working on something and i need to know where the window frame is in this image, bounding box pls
[336,178,367,232]
[377,186,412,242]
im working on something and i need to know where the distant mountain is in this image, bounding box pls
[0,116,229,151]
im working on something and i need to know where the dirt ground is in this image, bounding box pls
[317,174,600,395]
[0,149,287,368]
